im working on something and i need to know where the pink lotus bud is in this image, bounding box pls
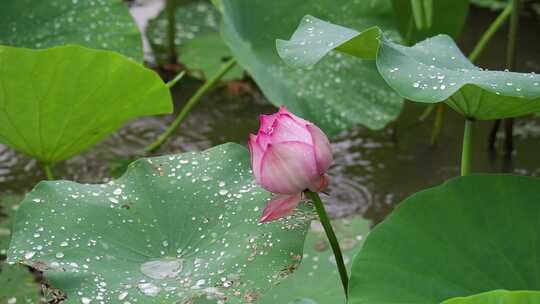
[249,106,333,194]
[249,106,333,222]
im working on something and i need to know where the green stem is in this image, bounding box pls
[506,0,520,70]
[305,191,349,298]
[423,0,433,28]
[461,119,474,176]
[166,71,186,89]
[502,0,520,155]
[410,0,426,30]
[42,163,55,180]
[468,2,512,63]
[487,1,520,152]
[166,0,178,64]
[143,58,237,154]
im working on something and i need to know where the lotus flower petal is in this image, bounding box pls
[267,116,312,146]
[260,141,317,194]
[259,110,281,133]
[259,193,303,223]
[308,174,330,193]
[248,134,264,183]
[307,124,333,174]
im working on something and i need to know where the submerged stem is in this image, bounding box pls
[418,104,435,122]
[143,58,237,154]
[461,119,474,176]
[468,3,512,63]
[42,163,55,180]
[305,191,349,298]
[430,103,445,146]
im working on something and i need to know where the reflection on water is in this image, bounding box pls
[1,7,539,223]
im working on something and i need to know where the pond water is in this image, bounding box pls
[1,5,539,224]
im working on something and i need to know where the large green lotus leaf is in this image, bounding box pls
[391,0,469,44]
[0,45,172,163]
[220,0,403,136]
[348,175,540,304]
[442,290,540,304]
[146,0,243,80]
[0,0,143,62]
[7,143,313,304]
[277,18,540,120]
[0,264,41,303]
[261,216,370,304]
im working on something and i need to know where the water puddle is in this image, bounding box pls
[140,257,183,280]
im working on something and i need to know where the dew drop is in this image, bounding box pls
[118,291,128,300]
[81,297,91,304]
[138,283,161,297]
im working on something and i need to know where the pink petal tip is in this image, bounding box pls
[259,193,302,223]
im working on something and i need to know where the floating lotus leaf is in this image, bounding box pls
[7,143,313,303]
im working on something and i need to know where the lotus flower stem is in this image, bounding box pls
[461,119,474,176]
[42,163,55,180]
[501,0,520,156]
[468,2,512,63]
[506,0,520,70]
[487,0,520,154]
[165,0,178,64]
[143,58,237,154]
[305,190,349,298]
